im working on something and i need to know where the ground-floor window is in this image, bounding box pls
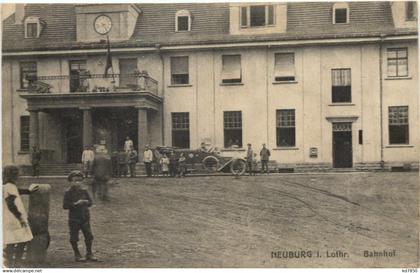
[224,111,242,148]
[172,112,190,148]
[389,106,409,144]
[276,109,296,147]
[20,116,30,152]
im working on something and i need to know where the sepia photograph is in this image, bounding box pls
[1,1,419,269]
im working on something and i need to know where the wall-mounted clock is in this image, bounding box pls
[94,15,112,35]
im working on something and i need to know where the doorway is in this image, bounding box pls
[332,122,353,168]
[65,119,83,163]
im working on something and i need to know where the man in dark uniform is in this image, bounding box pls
[91,153,112,201]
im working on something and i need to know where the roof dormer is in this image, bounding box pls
[24,16,45,38]
[391,1,417,29]
[75,4,141,42]
[229,3,287,35]
[175,10,192,32]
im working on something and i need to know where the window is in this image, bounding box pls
[69,60,88,93]
[224,111,242,148]
[20,116,30,152]
[240,5,274,28]
[119,58,138,87]
[26,23,38,38]
[331,68,351,103]
[274,53,295,82]
[387,48,408,77]
[389,106,409,144]
[276,109,296,147]
[172,112,190,148]
[221,55,242,84]
[24,16,43,38]
[170,56,189,85]
[20,62,37,89]
[175,10,191,32]
[333,3,349,24]
[406,1,418,21]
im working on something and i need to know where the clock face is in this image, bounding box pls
[94,15,112,35]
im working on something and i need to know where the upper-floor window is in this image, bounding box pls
[20,62,37,89]
[24,16,44,38]
[406,1,418,21]
[274,53,295,82]
[119,58,138,87]
[175,10,191,32]
[387,48,408,77]
[333,3,349,24]
[221,55,242,84]
[69,60,88,93]
[331,68,351,103]
[170,56,189,85]
[389,106,409,144]
[240,5,274,28]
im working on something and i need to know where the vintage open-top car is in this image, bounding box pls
[152,145,247,176]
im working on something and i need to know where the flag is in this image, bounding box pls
[104,35,114,80]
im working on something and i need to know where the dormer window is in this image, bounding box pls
[24,16,44,38]
[406,1,418,21]
[176,10,191,32]
[333,3,349,24]
[240,5,274,28]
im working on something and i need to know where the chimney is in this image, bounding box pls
[15,4,25,25]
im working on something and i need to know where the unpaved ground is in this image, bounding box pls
[17,172,419,268]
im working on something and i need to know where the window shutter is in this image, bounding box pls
[222,55,241,80]
[274,53,295,77]
[240,7,248,27]
[171,57,189,75]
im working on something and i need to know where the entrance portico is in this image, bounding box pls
[21,91,162,163]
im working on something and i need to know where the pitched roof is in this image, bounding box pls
[2,2,417,53]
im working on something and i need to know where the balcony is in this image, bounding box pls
[19,70,162,111]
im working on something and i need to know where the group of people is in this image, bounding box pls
[156,151,187,177]
[3,165,98,266]
[245,143,271,176]
[82,137,138,179]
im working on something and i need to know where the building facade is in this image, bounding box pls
[2,2,419,171]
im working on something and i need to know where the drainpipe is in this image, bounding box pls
[155,44,165,146]
[379,34,385,170]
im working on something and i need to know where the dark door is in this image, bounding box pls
[66,121,82,163]
[332,123,353,168]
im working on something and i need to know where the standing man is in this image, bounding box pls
[246,143,254,176]
[143,145,153,177]
[124,136,133,153]
[91,153,112,201]
[31,146,41,177]
[128,149,138,178]
[260,143,271,174]
[81,146,95,178]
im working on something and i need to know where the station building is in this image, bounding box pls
[2,2,419,172]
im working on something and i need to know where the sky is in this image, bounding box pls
[1,3,15,20]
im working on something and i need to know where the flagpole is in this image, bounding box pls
[107,34,116,84]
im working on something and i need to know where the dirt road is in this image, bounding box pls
[19,172,419,268]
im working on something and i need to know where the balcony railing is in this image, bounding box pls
[20,70,159,96]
